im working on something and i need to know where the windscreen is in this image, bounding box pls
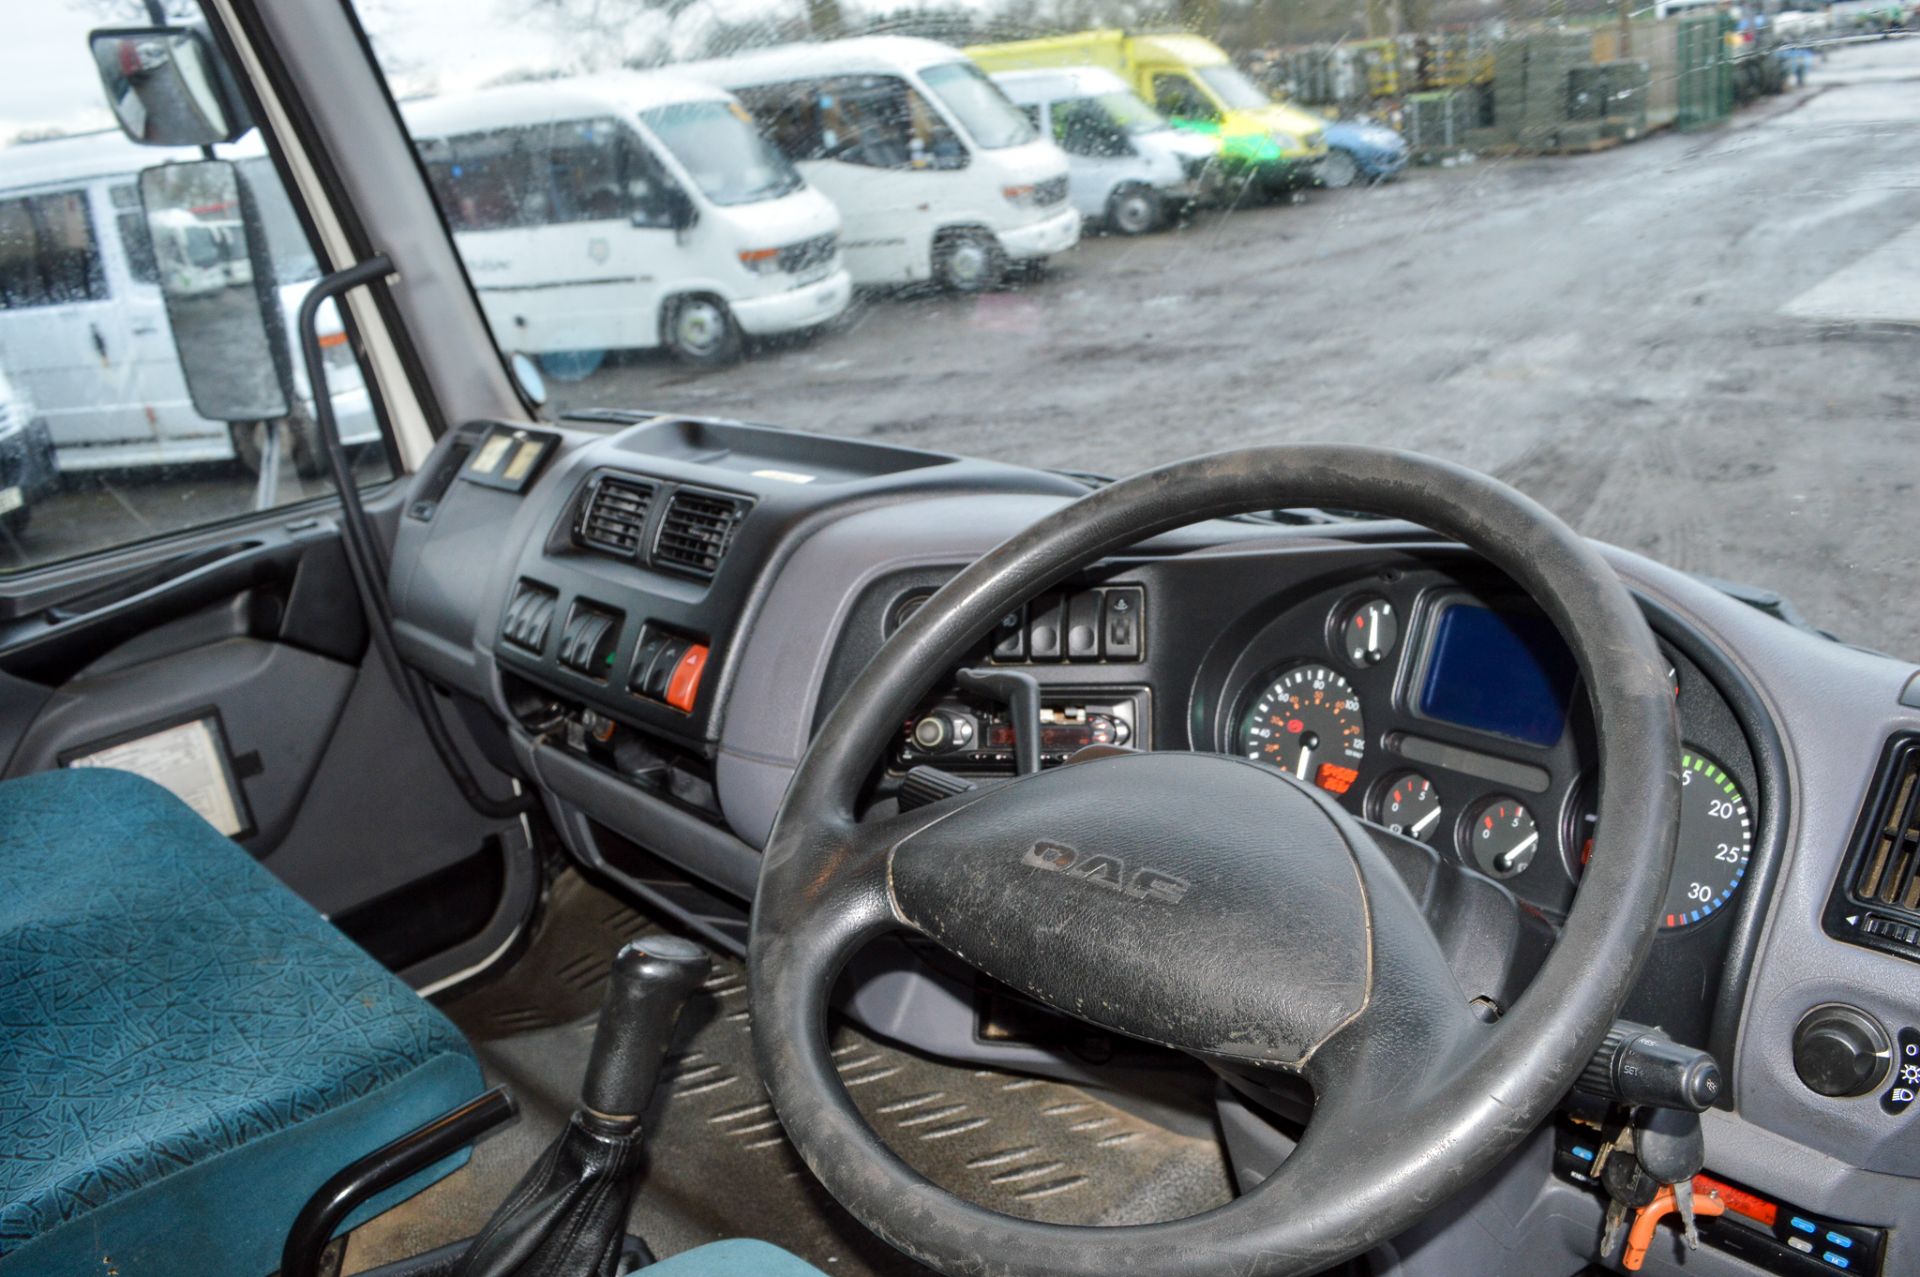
[641,100,802,206]
[919,61,1039,149]
[1195,64,1274,110]
[1096,91,1168,134]
[329,1,1915,659]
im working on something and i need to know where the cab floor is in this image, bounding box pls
[344,871,1233,1275]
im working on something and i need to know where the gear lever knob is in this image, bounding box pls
[580,935,711,1124]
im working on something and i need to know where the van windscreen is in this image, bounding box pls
[1194,64,1272,110]
[920,62,1037,150]
[1096,92,1168,135]
[640,100,802,207]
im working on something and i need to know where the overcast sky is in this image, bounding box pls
[0,0,849,145]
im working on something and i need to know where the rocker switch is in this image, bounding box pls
[1104,588,1144,660]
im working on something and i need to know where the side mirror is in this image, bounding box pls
[509,353,547,407]
[140,159,295,424]
[663,185,697,231]
[90,27,249,147]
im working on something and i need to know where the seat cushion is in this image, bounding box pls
[647,1239,829,1276]
[0,767,483,1275]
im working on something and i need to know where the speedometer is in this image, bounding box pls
[1666,749,1753,929]
[1237,663,1366,795]
[1565,746,1753,930]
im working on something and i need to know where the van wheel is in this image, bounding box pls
[231,418,327,481]
[934,230,1003,293]
[663,295,742,366]
[1108,184,1162,235]
[1318,150,1361,189]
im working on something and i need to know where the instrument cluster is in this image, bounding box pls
[1218,569,1757,933]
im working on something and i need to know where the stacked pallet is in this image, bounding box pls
[1404,88,1477,157]
[1601,60,1652,140]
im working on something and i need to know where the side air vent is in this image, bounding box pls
[500,579,559,654]
[653,487,749,581]
[574,474,657,559]
[1825,734,1920,961]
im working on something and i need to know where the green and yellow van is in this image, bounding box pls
[967,29,1328,192]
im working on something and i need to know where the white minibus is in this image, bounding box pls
[988,67,1217,235]
[677,36,1081,292]
[400,74,852,374]
[0,130,379,474]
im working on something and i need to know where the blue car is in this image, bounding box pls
[1318,120,1411,188]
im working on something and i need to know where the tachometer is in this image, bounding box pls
[1238,663,1366,795]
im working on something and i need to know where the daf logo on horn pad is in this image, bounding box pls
[1022,841,1190,906]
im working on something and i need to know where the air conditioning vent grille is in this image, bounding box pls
[1826,734,1920,961]
[653,488,749,580]
[1857,741,1920,911]
[576,475,656,558]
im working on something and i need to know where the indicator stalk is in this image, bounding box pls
[1577,1019,1723,1112]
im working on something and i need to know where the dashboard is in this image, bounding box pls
[387,413,1920,1277]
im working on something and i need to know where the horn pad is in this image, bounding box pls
[889,752,1373,1064]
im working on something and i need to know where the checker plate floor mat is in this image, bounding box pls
[346,879,1231,1274]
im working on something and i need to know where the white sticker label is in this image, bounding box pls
[751,468,817,485]
[69,718,244,836]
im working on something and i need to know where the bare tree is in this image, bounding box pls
[807,0,844,38]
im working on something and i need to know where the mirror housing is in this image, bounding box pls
[90,26,250,147]
[663,185,696,231]
[509,353,548,407]
[139,159,296,424]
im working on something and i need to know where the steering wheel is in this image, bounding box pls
[750,446,1680,1277]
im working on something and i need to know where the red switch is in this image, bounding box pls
[664,643,709,712]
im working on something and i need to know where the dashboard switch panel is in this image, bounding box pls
[628,622,710,713]
[557,602,622,680]
[1006,586,1144,665]
[501,579,559,654]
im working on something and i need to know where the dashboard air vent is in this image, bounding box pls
[653,488,749,581]
[575,474,656,559]
[501,579,559,654]
[1825,734,1920,961]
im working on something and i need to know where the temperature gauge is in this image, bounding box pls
[1374,771,1443,842]
[1467,797,1540,879]
[1340,596,1399,668]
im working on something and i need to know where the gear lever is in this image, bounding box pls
[456,935,711,1277]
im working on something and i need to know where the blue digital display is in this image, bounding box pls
[1418,604,1578,747]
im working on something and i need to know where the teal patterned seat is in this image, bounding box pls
[0,767,483,1276]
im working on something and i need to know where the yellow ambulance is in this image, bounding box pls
[968,30,1328,193]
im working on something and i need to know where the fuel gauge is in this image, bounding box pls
[1340,595,1399,668]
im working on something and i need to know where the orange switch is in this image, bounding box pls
[664,643,709,712]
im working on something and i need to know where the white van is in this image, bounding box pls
[988,67,1218,235]
[148,208,251,297]
[0,129,379,475]
[677,37,1082,292]
[0,364,57,532]
[400,74,851,373]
